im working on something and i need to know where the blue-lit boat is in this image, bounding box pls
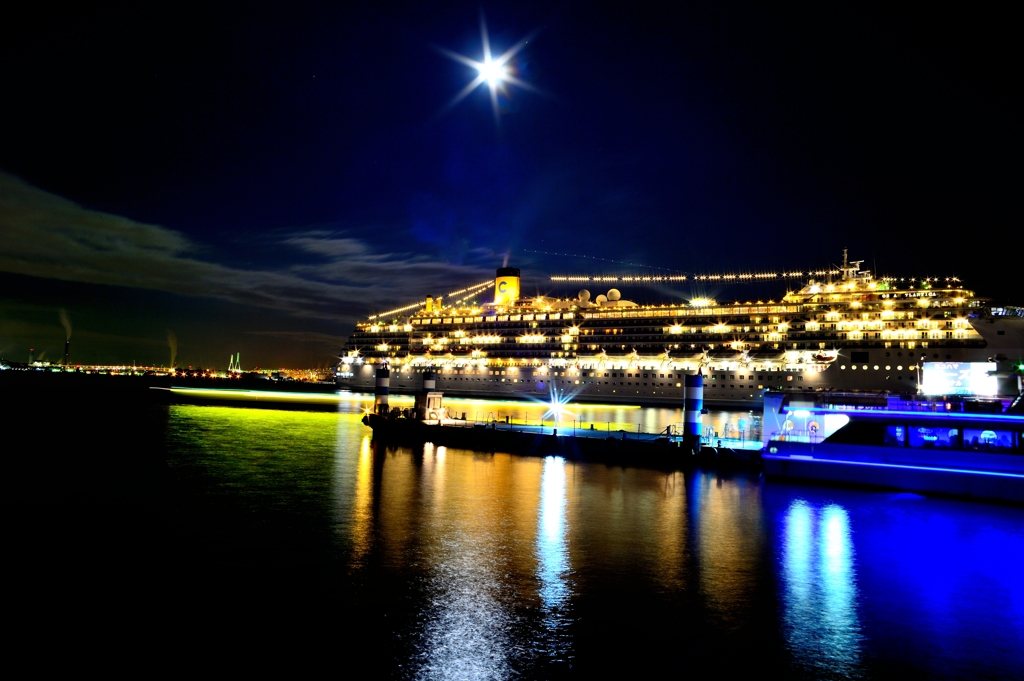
[761,392,1024,503]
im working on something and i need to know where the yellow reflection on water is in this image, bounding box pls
[349,435,373,565]
[562,465,691,593]
[651,471,689,592]
[168,403,367,554]
[339,443,552,678]
[167,402,781,672]
[693,472,765,629]
[421,443,446,511]
[168,404,348,470]
[536,455,572,659]
[405,450,546,678]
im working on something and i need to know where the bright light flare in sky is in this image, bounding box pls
[437,15,539,124]
[479,58,507,88]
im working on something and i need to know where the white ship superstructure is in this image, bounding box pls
[338,255,1022,405]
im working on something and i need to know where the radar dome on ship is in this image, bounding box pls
[578,290,591,302]
[607,289,621,301]
[595,294,608,304]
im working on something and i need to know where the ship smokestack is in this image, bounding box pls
[424,295,443,313]
[494,267,521,306]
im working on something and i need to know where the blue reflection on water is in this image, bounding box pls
[780,499,862,677]
[536,455,571,659]
[851,497,1024,677]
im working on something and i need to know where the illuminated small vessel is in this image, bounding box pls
[761,391,1024,503]
[338,254,1024,406]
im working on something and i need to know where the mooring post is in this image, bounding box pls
[374,365,390,415]
[683,372,704,454]
[412,369,439,420]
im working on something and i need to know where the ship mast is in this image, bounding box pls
[839,247,864,282]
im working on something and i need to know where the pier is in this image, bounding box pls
[362,412,762,470]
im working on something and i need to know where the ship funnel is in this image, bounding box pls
[494,267,521,306]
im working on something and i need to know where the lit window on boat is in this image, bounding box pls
[909,427,958,449]
[964,429,1016,452]
[884,426,906,446]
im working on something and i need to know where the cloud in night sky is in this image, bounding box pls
[0,173,494,321]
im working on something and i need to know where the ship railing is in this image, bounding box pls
[768,429,826,444]
[696,425,764,450]
[457,415,684,440]
[882,398,1006,413]
[884,401,953,413]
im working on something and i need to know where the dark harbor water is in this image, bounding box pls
[6,377,1023,677]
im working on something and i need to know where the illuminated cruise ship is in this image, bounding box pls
[338,254,1023,405]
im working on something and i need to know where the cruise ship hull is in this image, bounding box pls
[339,259,1023,406]
[337,343,994,407]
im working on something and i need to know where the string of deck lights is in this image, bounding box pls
[450,281,495,307]
[368,280,494,320]
[523,249,686,273]
[526,251,961,285]
[369,271,963,321]
[549,272,838,282]
[550,273,961,284]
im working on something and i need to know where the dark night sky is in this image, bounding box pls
[1,2,1018,368]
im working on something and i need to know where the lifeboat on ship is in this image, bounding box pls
[811,349,839,364]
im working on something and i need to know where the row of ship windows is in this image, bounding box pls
[401,300,971,326]
[384,334,973,351]
[438,370,808,378]
[396,377,736,388]
[426,377,770,390]
[411,314,576,324]
[397,306,968,329]
[365,341,980,359]
[401,323,965,337]
[400,373,911,386]
[374,366,819,377]
[712,374,802,381]
[403,377,910,391]
[427,375,805,386]
[830,424,1024,453]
